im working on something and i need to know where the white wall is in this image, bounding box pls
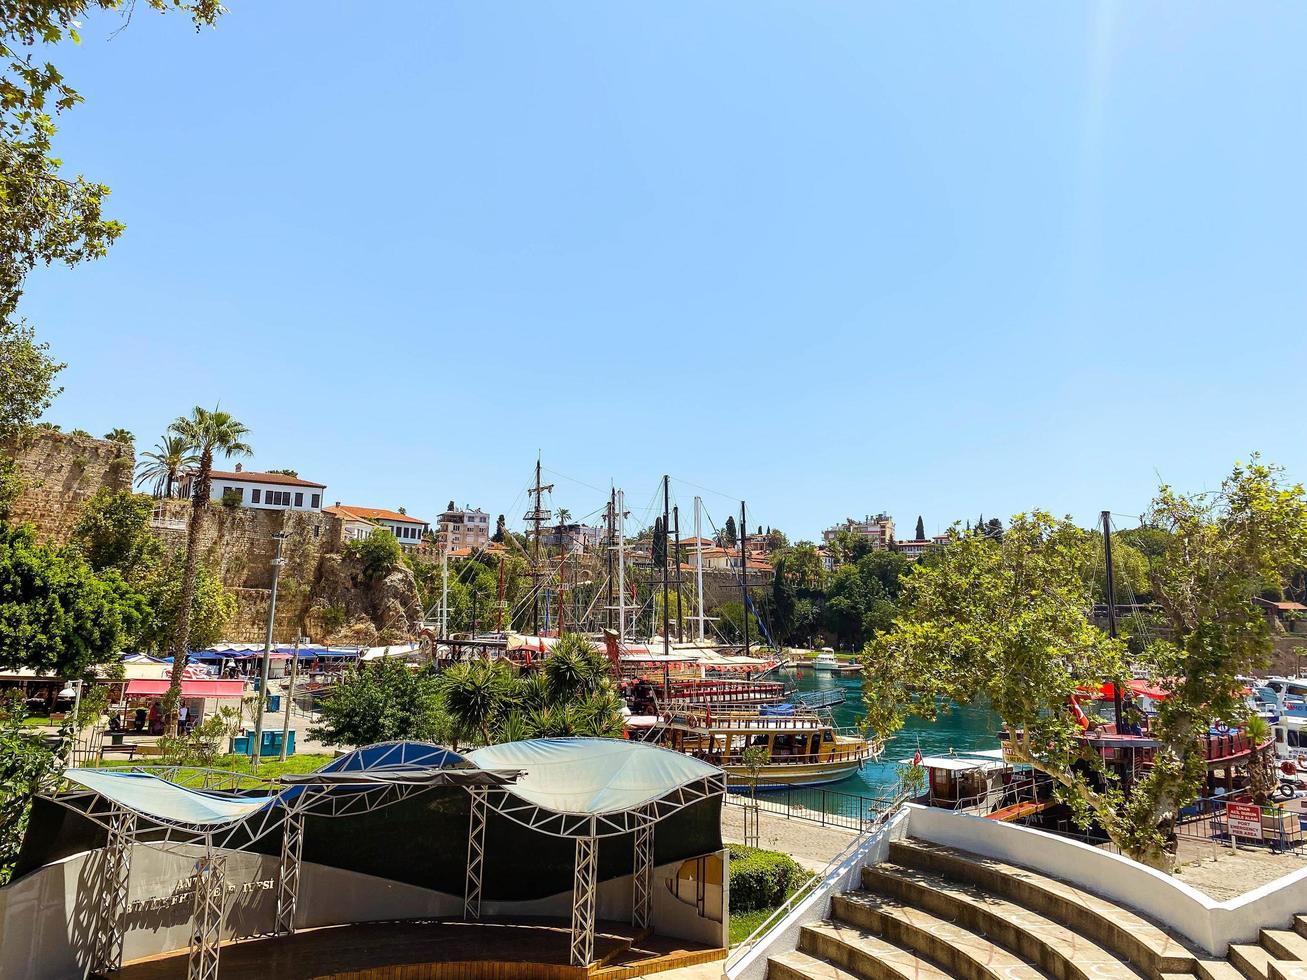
[208,478,324,512]
[906,803,1307,955]
[0,844,728,979]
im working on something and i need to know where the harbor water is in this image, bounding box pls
[782,664,1002,798]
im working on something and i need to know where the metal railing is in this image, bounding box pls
[1176,796,1305,853]
[724,789,911,970]
[724,783,899,832]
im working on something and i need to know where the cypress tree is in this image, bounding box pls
[914,516,925,541]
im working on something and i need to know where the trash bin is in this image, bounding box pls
[109,732,124,746]
[230,734,251,754]
[266,694,282,713]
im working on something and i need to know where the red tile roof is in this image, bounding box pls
[330,505,428,525]
[210,470,326,488]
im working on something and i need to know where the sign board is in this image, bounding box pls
[1227,802,1262,839]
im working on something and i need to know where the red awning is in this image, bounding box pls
[1090,679,1169,701]
[124,679,247,699]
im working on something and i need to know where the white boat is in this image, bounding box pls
[812,652,840,670]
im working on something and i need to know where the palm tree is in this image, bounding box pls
[135,433,199,498]
[164,407,251,728]
[103,428,134,445]
[437,659,512,745]
[543,633,610,703]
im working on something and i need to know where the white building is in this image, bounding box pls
[437,505,491,552]
[196,466,326,511]
[538,522,604,556]
[325,504,430,551]
[822,514,895,550]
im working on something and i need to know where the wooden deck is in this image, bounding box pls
[117,918,726,980]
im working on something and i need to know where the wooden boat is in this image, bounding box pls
[652,706,879,790]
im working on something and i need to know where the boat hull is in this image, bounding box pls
[722,759,863,791]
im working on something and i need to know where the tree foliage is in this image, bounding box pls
[71,487,160,574]
[134,553,234,654]
[308,658,450,748]
[345,528,403,580]
[0,691,66,883]
[0,521,143,677]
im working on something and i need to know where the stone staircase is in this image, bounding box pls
[766,837,1307,980]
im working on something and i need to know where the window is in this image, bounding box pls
[311,494,320,508]
[252,489,261,503]
[294,492,303,507]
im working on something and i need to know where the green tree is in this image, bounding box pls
[266,468,298,478]
[437,658,515,744]
[345,528,403,579]
[135,432,198,499]
[1123,459,1307,866]
[0,320,62,439]
[134,554,235,655]
[493,514,507,543]
[102,427,133,445]
[164,407,251,724]
[0,691,66,883]
[914,516,925,541]
[308,659,446,748]
[722,516,737,548]
[0,522,143,677]
[71,488,160,575]
[864,513,1128,846]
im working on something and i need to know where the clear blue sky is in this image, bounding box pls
[20,2,1307,541]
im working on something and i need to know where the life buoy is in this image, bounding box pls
[1215,722,1231,735]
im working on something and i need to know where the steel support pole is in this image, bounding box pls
[91,804,137,976]
[570,832,598,967]
[617,490,627,642]
[464,789,487,921]
[275,807,305,935]
[632,814,654,930]
[251,532,287,768]
[187,845,226,980]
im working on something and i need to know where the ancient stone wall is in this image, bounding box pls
[2,430,134,543]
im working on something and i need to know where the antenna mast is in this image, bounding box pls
[740,501,749,657]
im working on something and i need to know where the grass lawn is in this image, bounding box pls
[95,752,333,780]
[729,880,813,945]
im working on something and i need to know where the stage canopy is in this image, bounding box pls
[467,738,719,817]
[64,769,278,827]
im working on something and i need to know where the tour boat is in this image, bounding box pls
[650,705,880,790]
[812,652,840,670]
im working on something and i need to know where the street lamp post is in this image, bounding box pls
[250,532,288,769]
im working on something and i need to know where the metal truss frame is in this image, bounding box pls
[464,788,488,921]
[570,830,598,967]
[89,803,136,977]
[187,845,225,980]
[275,806,304,936]
[632,810,653,931]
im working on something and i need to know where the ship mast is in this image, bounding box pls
[524,456,554,635]
[605,488,615,631]
[740,500,749,657]
[694,496,705,642]
[661,475,672,693]
[1102,510,1122,731]
[673,504,684,642]
[617,489,627,642]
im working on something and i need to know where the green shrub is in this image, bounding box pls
[728,844,804,913]
[220,488,242,508]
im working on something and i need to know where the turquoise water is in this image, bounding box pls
[782,665,1002,797]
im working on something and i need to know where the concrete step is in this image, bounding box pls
[769,948,863,980]
[800,921,954,980]
[1295,917,1307,942]
[862,861,1148,980]
[830,890,1049,980]
[1269,963,1307,980]
[1230,944,1276,980]
[1262,930,1307,963]
[1198,959,1260,980]
[889,838,1198,977]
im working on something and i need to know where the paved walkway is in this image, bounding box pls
[720,802,860,872]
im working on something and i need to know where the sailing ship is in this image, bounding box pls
[642,704,881,790]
